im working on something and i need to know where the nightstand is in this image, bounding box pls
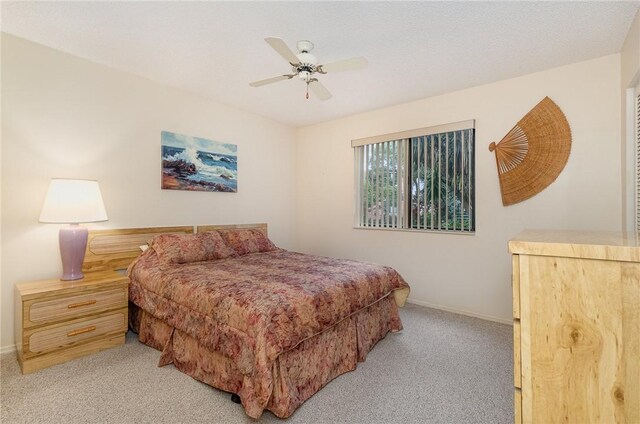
[14,271,128,374]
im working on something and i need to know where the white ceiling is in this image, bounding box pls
[2,1,639,127]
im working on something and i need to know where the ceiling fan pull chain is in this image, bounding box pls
[306,83,309,99]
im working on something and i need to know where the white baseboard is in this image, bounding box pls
[406,298,512,325]
[0,344,16,355]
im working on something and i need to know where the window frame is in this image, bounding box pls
[352,120,476,235]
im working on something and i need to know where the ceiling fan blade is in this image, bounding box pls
[308,79,332,101]
[318,57,368,73]
[265,37,300,65]
[249,74,294,87]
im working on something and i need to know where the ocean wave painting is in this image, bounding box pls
[161,131,237,192]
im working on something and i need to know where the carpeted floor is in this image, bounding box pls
[0,304,513,423]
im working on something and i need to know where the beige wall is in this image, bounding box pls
[622,8,640,96]
[295,55,622,323]
[0,34,297,350]
[0,32,626,350]
[621,9,640,231]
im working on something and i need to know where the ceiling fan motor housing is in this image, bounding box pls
[294,51,318,81]
[296,51,317,66]
[294,40,318,80]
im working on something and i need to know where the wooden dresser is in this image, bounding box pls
[15,271,128,374]
[509,230,639,424]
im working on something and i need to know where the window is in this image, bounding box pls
[353,120,475,233]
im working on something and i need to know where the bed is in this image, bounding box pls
[83,224,410,419]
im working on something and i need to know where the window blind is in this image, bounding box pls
[354,120,475,233]
[356,139,406,228]
[408,129,475,231]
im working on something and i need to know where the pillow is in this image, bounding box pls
[150,232,237,265]
[217,229,278,256]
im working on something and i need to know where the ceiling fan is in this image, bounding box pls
[249,37,368,101]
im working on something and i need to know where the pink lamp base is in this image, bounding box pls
[59,225,88,281]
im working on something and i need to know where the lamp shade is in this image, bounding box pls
[39,179,108,224]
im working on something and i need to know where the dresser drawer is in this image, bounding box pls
[26,308,127,356]
[25,287,127,328]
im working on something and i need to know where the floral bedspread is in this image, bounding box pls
[128,249,410,418]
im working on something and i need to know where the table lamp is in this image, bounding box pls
[39,179,108,281]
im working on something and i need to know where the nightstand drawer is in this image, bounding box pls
[27,287,127,327]
[26,308,127,355]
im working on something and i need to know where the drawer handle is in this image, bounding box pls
[67,300,97,309]
[67,326,97,337]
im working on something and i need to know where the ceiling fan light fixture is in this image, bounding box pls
[298,70,310,81]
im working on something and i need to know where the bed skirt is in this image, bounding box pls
[129,294,403,418]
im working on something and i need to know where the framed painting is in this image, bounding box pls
[161,131,237,192]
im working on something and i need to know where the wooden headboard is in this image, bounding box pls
[196,223,267,236]
[82,223,268,273]
[82,226,193,273]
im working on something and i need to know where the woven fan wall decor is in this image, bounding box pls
[488,96,571,206]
